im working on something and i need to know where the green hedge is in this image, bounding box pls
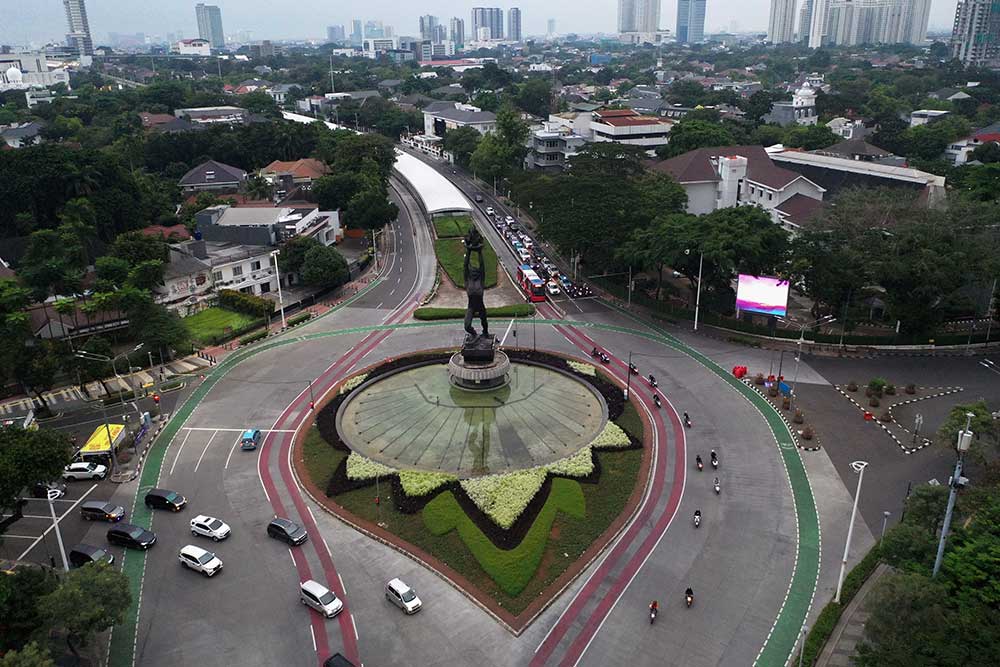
[798,546,882,666]
[239,330,268,345]
[218,289,275,318]
[286,312,312,327]
[413,304,535,320]
[433,215,474,238]
[159,380,183,392]
[434,238,498,288]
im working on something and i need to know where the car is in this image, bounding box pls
[518,249,532,263]
[267,517,308,546]
[505,215,515,224]
[546,281,560,296]
[62,461,107,481]
[323,654,357,667]
[144,488,187,512]
[385,578,422,614]
[300,579,343,618]
[107,523,156,550]
[178,544,223,577]
[474,193,483,203]
[485,206,494,216]
[68,543,114,568]
[240,428,262,451]
[80,500,126,522]
[31,481,67,499]
[190,515,231,541]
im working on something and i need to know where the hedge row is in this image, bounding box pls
[413,304,536,320]
[286,312,312,327]
[239,330,268,345]
[218,289,275,318]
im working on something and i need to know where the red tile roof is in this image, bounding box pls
[774,193,823,227]
[138,112,175,128]
[649,145,802,190]
[598,115,671,127]
[261,158,330,180]
[139,224,192,241]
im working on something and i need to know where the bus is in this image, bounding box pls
[517,264,547,303]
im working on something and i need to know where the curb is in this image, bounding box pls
[741,380,822,452]
[110,413,170,484]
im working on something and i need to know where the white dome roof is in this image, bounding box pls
[5,66,23,83]
[796,84,816,97]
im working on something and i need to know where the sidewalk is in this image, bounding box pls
[816,563,892,667]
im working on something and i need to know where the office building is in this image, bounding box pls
[63,0,94,56]
[768,0,798,43]
[327,25,346,43]
[449,18,466,47]
[508,8,523,42]
[472,7,504,40]
[419,16,439,41]
[195,4,225,49]
[351,20,363,45]
[590,109,673,151]
[547,18,556,36]
[951,0,1000,66]
[365,20,386,38]
[618,0,660,33]
[676,0,707,44]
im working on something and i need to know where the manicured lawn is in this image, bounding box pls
[302,427,342,486]
[183,307,259,345]
[433,215,474,239]
[414,304,535,320]
[434,238,498,288]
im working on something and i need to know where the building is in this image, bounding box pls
[951,0,1000,67]
[799,0,815,44]
[157,239,278,311]
[176,38,211,56]
[526,122,588,171]
[260,159,330,191]
[943,121,1000,165]
[619,0,660,32]
[768,0,798,43]
[590,109,673,151]
[195,205,340,247]
[676,0,707,44]
[175,106,249,125]
[827,117,870,140]
[910,109,950,126]
[472,7,504,40]
[179,160,247,193]
[351,19,364,45]
[807,0,828,47]
[195,4,225,49]
[825,0,931,46]
[419,15,440,41]
[63,0,93,56]
[508,8,523,42]
[419,41,456,61]
[547,19,556,36]
[449,18,466,48]
[814,138,899,163]
[327,25,346,43]
[763,85,818,126]
[363,37,400,58]
[0,53,71,92]
[423,101,497,136]
[1,122,45,149]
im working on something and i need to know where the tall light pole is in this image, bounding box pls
[270,250,287,330]
[47,488,69,572]
[932,412,974,577]
[797,624,809,667]
[686,248,704,331]
[880,510,891,543]
[778,315,835,402]
[835,460,868,603]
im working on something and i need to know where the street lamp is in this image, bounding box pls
[269,250,287,330]
[47,488,69,572]
[777,315,836,401]
[797,624,809,667]
[835,460,868,603]
[880,510,891,543]
[685,248,704,331]
[932,412,974,577]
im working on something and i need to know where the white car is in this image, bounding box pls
[505,215,515,224]
[178,545,223,577]
[485,206,495,216]
[546,281,560,296]
[190,515,232,541]
[385,578,422,614]
[62,461,108,481]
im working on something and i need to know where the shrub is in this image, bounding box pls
[339,373,369,395]
[345,452,396,481]
[545,446,595,477]
[159,380,183,391]
[460,469,547,529]
[802,426,815,440]
[567,360,597,376]
[793,409,804,424]
[218,289,275,318]
[239,330,268,345]
[847,381,858,392]
[398,470,456,497]
[287,312,312,327]
[880,410,893,422]
[413,304,535,320]
[905,383,916,394]
[868,377,888,396]
[885,383,896,395]
[591,422,631,450]
[869,397,881,407]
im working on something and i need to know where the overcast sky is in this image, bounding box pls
[1,1,961,46]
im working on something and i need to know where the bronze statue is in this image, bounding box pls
[463,228,489,338]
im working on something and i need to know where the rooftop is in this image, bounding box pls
[650,145,806,190]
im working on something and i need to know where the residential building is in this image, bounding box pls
[799,0,814,44]
[910,109,950,126]
[175,106,249,125]
[156,241,215,314]
[526,122,588,171]
[827,117,870,140]
[825,0,931,46]
[176,38,211,56]
[472,7,504,40]
[952,0,1000,67]
[63,0,93,56]
[419,41,456,61]
[138,112,176,130]
[590,109,673,151]
[0,53,71,91]
[814,138,899,163]
[762,85,818,126]
[25,89,62,108]
[195,205,340,247]
[351,19,364,45]
[327,25,346,43]
[1,122,45,149]
[160,239,279,309]
[943,121,1000,165]
[768,0,798,43]
[928,87,973,101]
[267,84,297,104]
[508,8,523,42]
[547,111,595,140]
[249,41,277,59]
[423,101,497,136]
[260,158,330,191]
[419,15,440,41]
[807,0,829,47]
[618,0,660,33]
[178,160,247,193]
[676,0,707,44]
[450,18,466,47]
[195,4,225,49]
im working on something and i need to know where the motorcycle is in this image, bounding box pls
[600,353,610,364]
[685,589,694,608]
[683,412,692,428]
[628,363,639,375]
[714,477,721,494]
[648,374,658,388]
[710,450,718,469]
[693,510,701,528]
[649,604,658,624]
[696,455,704,471]
[653,394,661,409]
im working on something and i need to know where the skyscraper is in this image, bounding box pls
[825,0,929,46]
[195,4,225,49]
[807,0,829,47]
[450,17,466,47]
[63,0,93,55]
[351,19,363,45]
[547,18,556,36]
[618,0,660,34]
[472,7,504,40]
[508,8,522,42]
[419,15,440,41]
[327,25,346,43]
[951,0,1000,66]
[768,0,798,43]
[676,0,706,43]
[798,0,814,42]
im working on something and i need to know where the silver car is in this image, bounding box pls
[385,578,422,614]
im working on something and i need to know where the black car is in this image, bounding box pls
[107,523,157,549]
[267,517,308,546]
[474,193,483,203]
[80,500,126,522]
[324,654,357,667]
[69,543,115,568]
[144,488,187,511]
[31,481,67,499]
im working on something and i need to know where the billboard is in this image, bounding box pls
[736,274,790,317]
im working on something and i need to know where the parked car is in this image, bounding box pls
[300,579,343,618]
[62,461,107,481]
[107,523,156,550]
[267,517,308,546]
[31,481,67,499]
[80,500,125,522]
[546,281,560,296]
[385,578,422,614]
[178,544,223,577]
[240,428,262,451]
[68,543,114,568]
[144,488,187,512]
[190,515,231,541]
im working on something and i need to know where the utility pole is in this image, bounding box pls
[932,413,974,577]
[329,53,335,93]
[835,460,868,603]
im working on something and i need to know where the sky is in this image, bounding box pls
[0,0,961,47]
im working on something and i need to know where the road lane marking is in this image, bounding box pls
[193,430,218,472]
[168,430,192,476]
[289,548,295,566]
[182,427,297,432]
[310,624,316,652]
[337,572,346,595]
[352,614,359,641]
[17,484,97,560]
[2,534,37,539]
[223,434,243,470]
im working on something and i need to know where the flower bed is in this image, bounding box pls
[461,469,548,529]
[591,421,631,449]
[567,360,597,376]
[545,446,595,478]
[339,373,369,395]
[345,452,396,480]
[399,470,457,497]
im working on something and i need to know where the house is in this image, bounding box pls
[155,243,214,314]
[138,112,175,130]
[179,160,248,193]
[590,109,673,151]
[150,117,206,134]
[139,224,192,242]
[762,85,818,127]
[260,159,330,191]
[910,109,949,127]
[266,84,298,104]
[526,122,588,171]
[928,88,972,102]
[158,239,279,310]
[195,205,341,247]
[0,121,44,148]
[378,79,403,91]
[27,301,128,340]
[773,194,824,231]
[423,102,497,137]
[826,117,870,140]
[176,38,211,56]
[395,93,437,111]
[943,121,1000,166]
[174,106,249,125]
[233,79,271,95]
[648,145,826,231]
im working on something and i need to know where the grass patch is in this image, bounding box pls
[616,401,644,441]
[183,307,259,345]
[434,238,498,288]
[433,215,474,238]
[302,427,344,488]
[414,304,535,320]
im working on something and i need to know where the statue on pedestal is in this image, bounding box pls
[461,228,494,364]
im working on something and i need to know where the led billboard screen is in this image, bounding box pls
[736,274,790,317]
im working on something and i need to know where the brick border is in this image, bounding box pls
[290,351,654,636]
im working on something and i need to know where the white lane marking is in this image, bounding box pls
[193,430,219,472]
[223,434,243,470]
[17,484,97,560]
[376,302,383,309]
[2,534,38,539]
[310,624,316,652]
[183,427,297,433]
[168,430,192,476]
[352,614,359,641]
[389,288,396,296]
[337,572,346,595]
[288,548,295,566]
[396,277,400,284]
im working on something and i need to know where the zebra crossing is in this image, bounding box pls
[0,387,85,414]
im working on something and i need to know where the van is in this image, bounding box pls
[80,501,125,522]
[300,579,343,618]
[240,429,262,451]
[69,544,115,568]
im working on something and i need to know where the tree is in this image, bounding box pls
[617,213,695,300]
[441,126,482,167]
[632,172,688,221]
[39,563,131,658]
[785,124,840,151]
[470,104,529,180]
[0,567,59,653]
[744,91,775,123]
[301,245,350,288]
[935,401,998,461]
[331,133,396,182]
[753,124,787,147]
[971,141,1000,164]
[14,342,63,412]
[109,232,168,267]
[344,187,399,230]
[126,259,165,291]
[128,301,189,355]
[655,120,736,159]
[515,77,553,117]
[0,427,73,512]
[0,641,55,667]
[697,206,790,293]
[569,143,647,178]
[277,236,323,275]
[95,256,130,289]
[242,174,274,201]
[312,173,365,211]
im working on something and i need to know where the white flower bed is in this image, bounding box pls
[590,421,631,449]
[339,373,369,395]
[567,360,597,376]
[545,446,594,477]
[399,470,456,497]
[460,469,547,529]
[345,452,396,480]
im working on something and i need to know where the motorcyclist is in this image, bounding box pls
[648,374,656,385]
[592,347,599,356]
[685,587,694,600]
[710,450,718,465]
[650,600,659,612]
[696,454,703,469]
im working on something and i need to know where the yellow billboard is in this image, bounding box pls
[80,424,125,453]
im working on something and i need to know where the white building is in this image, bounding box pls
[196,205,341,247]
[423,101,497,136]
[768,0,798,43]
[0,53,71,92]
[526,122,588,171]
[590,109,673,151]
[363,37,400,58]
[763,85,818,126]
[910,109,950,126]
[176,38,212,56]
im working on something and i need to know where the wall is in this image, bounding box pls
[684,182,718,215]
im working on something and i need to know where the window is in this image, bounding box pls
[232,266,243,277]
[212,271,223,282]
[767,193,773,201]
[251,261,261,271]
[260,282,270,293]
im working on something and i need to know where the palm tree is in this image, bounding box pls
[242,175,274,201]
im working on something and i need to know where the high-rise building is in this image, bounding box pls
[195,4,225,49]
[822,0,931,46]
[951,0,1000,66]
[676,0,707,43]
[618,0,660,34]
[472,7,504,40]
[508,8,523,42]
[327,25,346,43]
[547,18,556,36]
[419,15,439,41]
[807,0,829,47]
[798,0,814,42]
[449,18,466,47]
[768,0,798,43]
[351,19,363,45]
[63,0,93,55]
[364,20,386,39]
